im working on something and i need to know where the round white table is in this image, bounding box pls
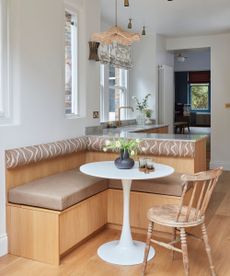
[80,161,174,266]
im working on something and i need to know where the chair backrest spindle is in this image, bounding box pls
[185,181,198,221]
[176,167,223,223]
[194,180,206,219]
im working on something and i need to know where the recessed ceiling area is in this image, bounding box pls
[100,0,230,37]
[173,48,210,66]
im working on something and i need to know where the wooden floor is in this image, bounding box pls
[1,171,230,276]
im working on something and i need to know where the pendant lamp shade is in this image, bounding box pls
[92,26,140,46]
[91,0,140,46]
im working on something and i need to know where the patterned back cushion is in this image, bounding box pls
[6,137,88,169]
[87,136,195,158]
[5,136,196,169]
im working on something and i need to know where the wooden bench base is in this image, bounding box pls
[7,188,194,265]
[7,191,107,265]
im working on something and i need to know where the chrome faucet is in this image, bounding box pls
[117,106,134,127]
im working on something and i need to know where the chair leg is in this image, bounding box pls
[201,223,216,276]
[180,228,189,276]
[172,227,176,261]
[142,222,154,276]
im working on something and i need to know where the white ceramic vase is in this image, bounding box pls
[145,118,152,125]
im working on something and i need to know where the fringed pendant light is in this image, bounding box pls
[91,0,140,46]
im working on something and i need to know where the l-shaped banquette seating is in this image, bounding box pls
[5,135,205,265]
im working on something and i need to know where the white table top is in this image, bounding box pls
[80,161,174,180]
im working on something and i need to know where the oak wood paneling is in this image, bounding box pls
[86,151,198,174]
[7,204,60,265]
[59,191,107,254]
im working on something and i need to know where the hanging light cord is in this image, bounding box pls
[115,0,118,26]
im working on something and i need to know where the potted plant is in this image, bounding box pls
[103,138,140,169]
[144,109,153,125]
[132,93,151,125]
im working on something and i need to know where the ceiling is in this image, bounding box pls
[100,0,230,37]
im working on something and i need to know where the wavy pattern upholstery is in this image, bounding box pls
[6,137,87,169]
[139,139,195,158]
[87,136,195,158]
[5,136,195,169]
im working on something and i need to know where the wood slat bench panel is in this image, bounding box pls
[7,204,60,265]
[107,188,194,234]
[59,191,107,254]
[107,189,181,234]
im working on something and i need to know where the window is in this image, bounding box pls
[64,9,78,115]
[189,83,210,111]
[100,64,128,122]
[0,0,9,122]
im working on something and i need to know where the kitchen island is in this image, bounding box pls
[86,124,208,174]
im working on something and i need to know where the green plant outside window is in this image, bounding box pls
[190,83,210,111]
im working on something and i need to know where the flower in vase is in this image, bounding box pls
[103,138,140,156]
[132,93,151,112]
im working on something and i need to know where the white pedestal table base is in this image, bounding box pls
[97,240,155,265]
[98,179,155,265]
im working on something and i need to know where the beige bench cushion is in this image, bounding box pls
[109,173,185,197]
[9,170,108,211]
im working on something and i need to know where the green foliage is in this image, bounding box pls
[144,109,152,118]
[191,85,209,110]
[132,94,151,111]
[103,138,140,156]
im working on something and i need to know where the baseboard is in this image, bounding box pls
[210,161,230,171]
[0,233,8,257]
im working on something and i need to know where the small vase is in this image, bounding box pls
[114,149,135,169]
[136,111,145,125]
[145,118,152,125]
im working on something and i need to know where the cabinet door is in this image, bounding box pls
[134,126,168,134]
[145,127,168,134]
[157,126,168,133]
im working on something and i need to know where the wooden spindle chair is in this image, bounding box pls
[142,167,223,276]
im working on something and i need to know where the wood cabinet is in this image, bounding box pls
[135,126,168,134]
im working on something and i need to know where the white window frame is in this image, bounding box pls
[64,3,79,118]
[100,64,129,122]
[0,0,10,124]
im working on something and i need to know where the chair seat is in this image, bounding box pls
[147,204,204,227]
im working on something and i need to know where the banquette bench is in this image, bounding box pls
[5,136,205,265]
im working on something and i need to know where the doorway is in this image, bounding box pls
[174,48,211,166]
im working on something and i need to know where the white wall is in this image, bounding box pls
[167,33,230,170]
[129,35,157,120]
[129,34,174,123]
[174,49,210,72]
[156,34,174,68]
[155,34,174,124]
[0,0,100,256]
